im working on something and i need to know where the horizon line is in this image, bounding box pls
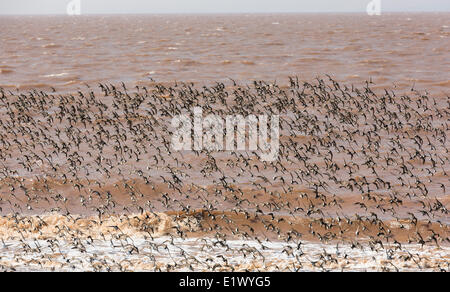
[1,10,449,16]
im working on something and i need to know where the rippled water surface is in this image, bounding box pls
[0,13,449,93]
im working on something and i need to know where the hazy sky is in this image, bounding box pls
[1,0,449,15]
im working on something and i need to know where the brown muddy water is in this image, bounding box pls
[0,13,448,271]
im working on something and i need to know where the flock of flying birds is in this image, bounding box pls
[0,76,448,271]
